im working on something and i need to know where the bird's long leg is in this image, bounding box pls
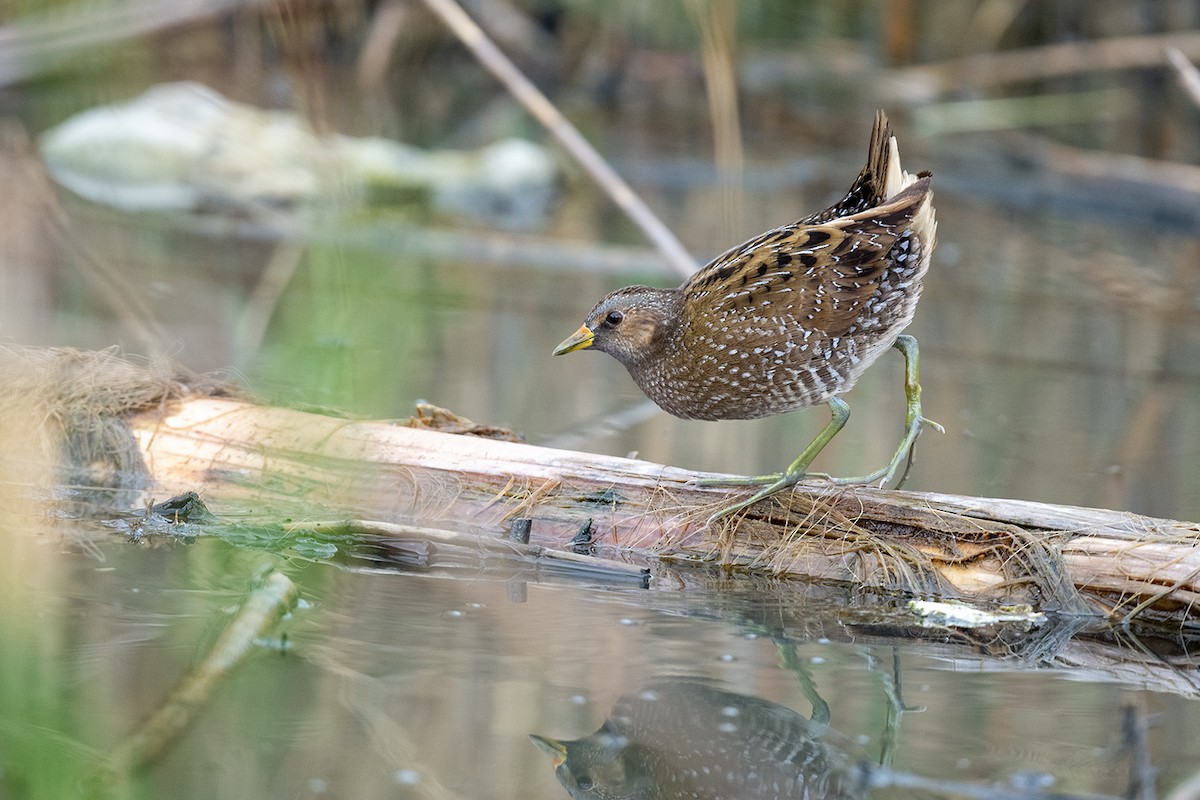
[702,335,942,521]
[701,397,850,519]
[830,334,942,487]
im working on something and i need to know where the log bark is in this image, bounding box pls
[127,395,1200,629]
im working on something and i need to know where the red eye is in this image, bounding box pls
[605,310,624,326]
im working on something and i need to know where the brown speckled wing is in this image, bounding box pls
[668,178,933,417]
[682,186,925,341]
[684,225,849,334]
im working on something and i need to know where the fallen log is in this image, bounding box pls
[4,347,1200,631]
[126,395,1200,629]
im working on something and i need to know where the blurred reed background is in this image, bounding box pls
[1,0,1199,513]
[1,4,1200,800]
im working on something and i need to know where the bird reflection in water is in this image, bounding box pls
[531,678,865,800]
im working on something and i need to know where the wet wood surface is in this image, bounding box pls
[129,396,1200,627]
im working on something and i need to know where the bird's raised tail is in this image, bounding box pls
[803,110,926,225]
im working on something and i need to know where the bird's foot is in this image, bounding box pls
[812,412,943,490]
[704,470,808,525]
[696,470,834,488]
[699,398,850,523]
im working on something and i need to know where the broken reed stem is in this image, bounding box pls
[417,0,698,280]
[106,569,299,773]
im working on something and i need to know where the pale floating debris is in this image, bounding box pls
[392,769,422,785]
[907,599,1046,629]
[39,82,559,227]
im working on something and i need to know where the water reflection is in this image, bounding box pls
[532,678,863,800]
[2,528,1197,800]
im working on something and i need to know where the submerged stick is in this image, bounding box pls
[295,519,651,586]
[417,0,698,280]
[107,569,299,772]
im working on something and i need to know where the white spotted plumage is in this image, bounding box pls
[561,111,937,423]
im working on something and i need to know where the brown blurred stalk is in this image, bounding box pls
[417,0,698,279]
[685,0,743,244]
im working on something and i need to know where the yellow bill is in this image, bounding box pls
[528,734,568,767]
[552,325,594,355]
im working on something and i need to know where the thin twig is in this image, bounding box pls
[1166,47,1200,109]
[541,398,662,450]
[235,238,307,362]
[901,31,1200,94]
[1164,769,1200,800]
[417,0,698,280]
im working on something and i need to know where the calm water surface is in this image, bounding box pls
[3,69,1200,800]
[4,533,1197,799]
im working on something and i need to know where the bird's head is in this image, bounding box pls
[553,286,682,368]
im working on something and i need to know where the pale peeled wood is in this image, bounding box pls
[130,396,1200,624]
